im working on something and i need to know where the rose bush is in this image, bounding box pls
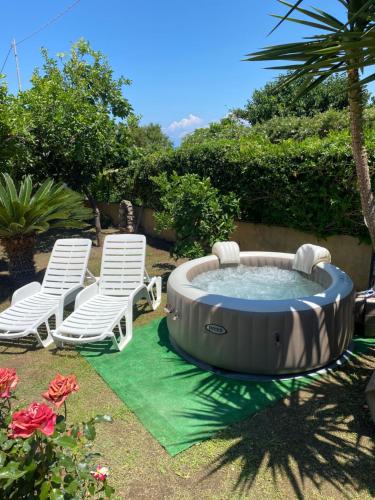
[0,368,114,499]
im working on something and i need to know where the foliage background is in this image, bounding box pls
[0,40,374,243]
[129,126,374,241]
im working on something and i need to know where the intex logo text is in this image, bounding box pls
[204,324,227,335]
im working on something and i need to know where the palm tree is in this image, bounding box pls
[245,1,375,247]
[0,174,91,285]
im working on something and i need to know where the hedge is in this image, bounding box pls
[128,128,375,241]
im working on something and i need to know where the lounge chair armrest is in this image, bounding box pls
[127,284,149,308]
[86,268,99,284]
[11,282,41,305]
[60,284,85,308]
[146,276,162,310]
[75,282,99,309]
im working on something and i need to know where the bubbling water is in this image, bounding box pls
[191,265,325,300]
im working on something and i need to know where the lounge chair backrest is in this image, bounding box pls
[99,234,146,297]
[41,238,92,297]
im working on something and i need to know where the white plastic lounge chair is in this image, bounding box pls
[52,234,162,351]
[0,238,92,347]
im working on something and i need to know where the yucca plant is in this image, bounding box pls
[245,0,375,248]
[0,174,91,284]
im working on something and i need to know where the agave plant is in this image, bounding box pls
[0,174,91,284]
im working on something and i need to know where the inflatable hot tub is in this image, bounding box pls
[166,251,354,375]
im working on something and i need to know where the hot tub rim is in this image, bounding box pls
[167,251,354,314]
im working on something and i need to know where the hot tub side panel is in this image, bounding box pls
[167,277,354,375]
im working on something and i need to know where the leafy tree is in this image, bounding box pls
[17,39,134,246]
[233,72,360,124]
[0,174,91,285]
[152,172,240,258]
[182,117,250,146]
[244,0,375,249]
[91,120,172,203]
[129,121,172,153]
[0,79,34,173]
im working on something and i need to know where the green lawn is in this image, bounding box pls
[0,229,374,499]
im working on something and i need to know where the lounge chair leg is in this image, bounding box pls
[34,324,54,348]
[52,336,64,349]
[111,315,133,352]
[146,277,162,311]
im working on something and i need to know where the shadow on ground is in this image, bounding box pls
[35,228,97,253]
[152,262,176,292]
[173,343,375,498]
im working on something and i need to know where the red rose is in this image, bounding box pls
[42,373,79,409]
[0,368,19,398]
[9,402,56,439]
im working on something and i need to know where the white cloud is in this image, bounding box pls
[166,114,204,133]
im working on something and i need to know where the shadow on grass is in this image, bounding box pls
[35,228,96,253]
[152,262,176,293]
[0,337,42,354]
[158,321,375,498]
[0,268,46,304]
[214,354,374,498]
[144,235,173,252]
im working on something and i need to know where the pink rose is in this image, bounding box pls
[42,373,79,409]
[91,465,109,482]
[9,402,56,439]
[0,368,19,398]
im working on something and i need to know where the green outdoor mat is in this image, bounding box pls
[80,318,375,456]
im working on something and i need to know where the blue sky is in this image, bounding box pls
[0,1,372,143]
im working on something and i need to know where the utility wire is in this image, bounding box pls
[17,0,81,46]
[0,0,81,77]
[0,46,12,74]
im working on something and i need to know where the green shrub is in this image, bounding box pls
[181,107,375,146]
[136,130,375,240]
[252,109,349,143]
[252,107,375,143]
[181,118,251,146]
[152,173,240,258]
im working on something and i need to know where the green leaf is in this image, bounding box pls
[39,481,51,500]
[50,488,65,500]
[51,471,62,485]
[0,463,27,480]
[64,479,79,495]
[93,415,113,423]
[3,174,18,203]
[24,459,37,473]
[59,456,75,471]
[54,435,77,449]
[2,440,14,451]
[83,423,96,441]
[269,0,304,35]
[105,484,115,497]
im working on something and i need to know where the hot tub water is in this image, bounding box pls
[191,265,324,300]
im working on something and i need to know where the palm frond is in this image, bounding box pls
[0,176,91,239]
[269,0,304,35]
[246,1,375,102]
